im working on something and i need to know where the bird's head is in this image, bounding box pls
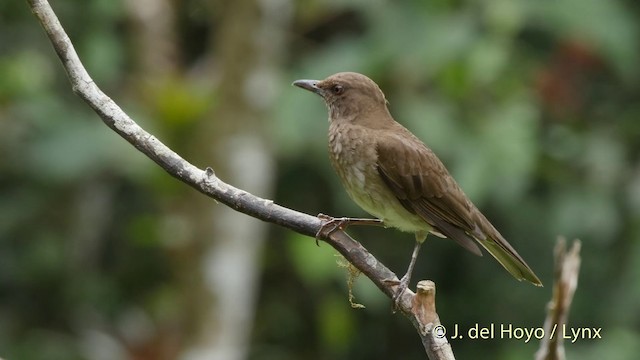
[293,72,389,121]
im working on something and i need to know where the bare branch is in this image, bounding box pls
[26,0,455,358]
[535,237,582,360]
[413,281,455,359]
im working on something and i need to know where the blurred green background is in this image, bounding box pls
[2,0,640,359]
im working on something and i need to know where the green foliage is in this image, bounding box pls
[3,0,640,359]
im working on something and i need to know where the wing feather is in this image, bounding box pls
[376,131,482,256]
[375,129,542,286]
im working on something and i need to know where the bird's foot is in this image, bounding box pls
[315,214,348,246]
[383,274,410,311]
[314,214,384,246]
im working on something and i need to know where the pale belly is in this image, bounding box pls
[328,126,430,235]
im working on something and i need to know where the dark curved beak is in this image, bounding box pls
[292,79,322,95]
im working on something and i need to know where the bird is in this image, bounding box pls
[293,72,542,301]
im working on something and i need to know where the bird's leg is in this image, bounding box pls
[388,240,423,308]
[383,232,427,309]
[315,213,384,245]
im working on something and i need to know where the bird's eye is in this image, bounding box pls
[332,84,344,95]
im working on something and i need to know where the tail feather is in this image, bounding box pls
[478,237,543,286]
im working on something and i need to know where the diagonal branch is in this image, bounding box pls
[26,0,454,358]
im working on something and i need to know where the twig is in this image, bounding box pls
[535,237,581,360]
[26,0,454,358]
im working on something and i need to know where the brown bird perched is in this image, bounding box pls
[293,72,542,300]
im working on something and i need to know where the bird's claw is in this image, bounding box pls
[315,214,385,246]
[383,275,410,311]
[315,214,347,246]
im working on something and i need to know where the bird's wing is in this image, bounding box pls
[375,129,542,286]
[375,131,483,256]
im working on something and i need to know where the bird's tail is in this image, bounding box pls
[477,236,543,287]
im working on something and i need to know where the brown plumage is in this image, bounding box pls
[293,72,542,296]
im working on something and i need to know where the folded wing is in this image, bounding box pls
[375,129,542,286]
